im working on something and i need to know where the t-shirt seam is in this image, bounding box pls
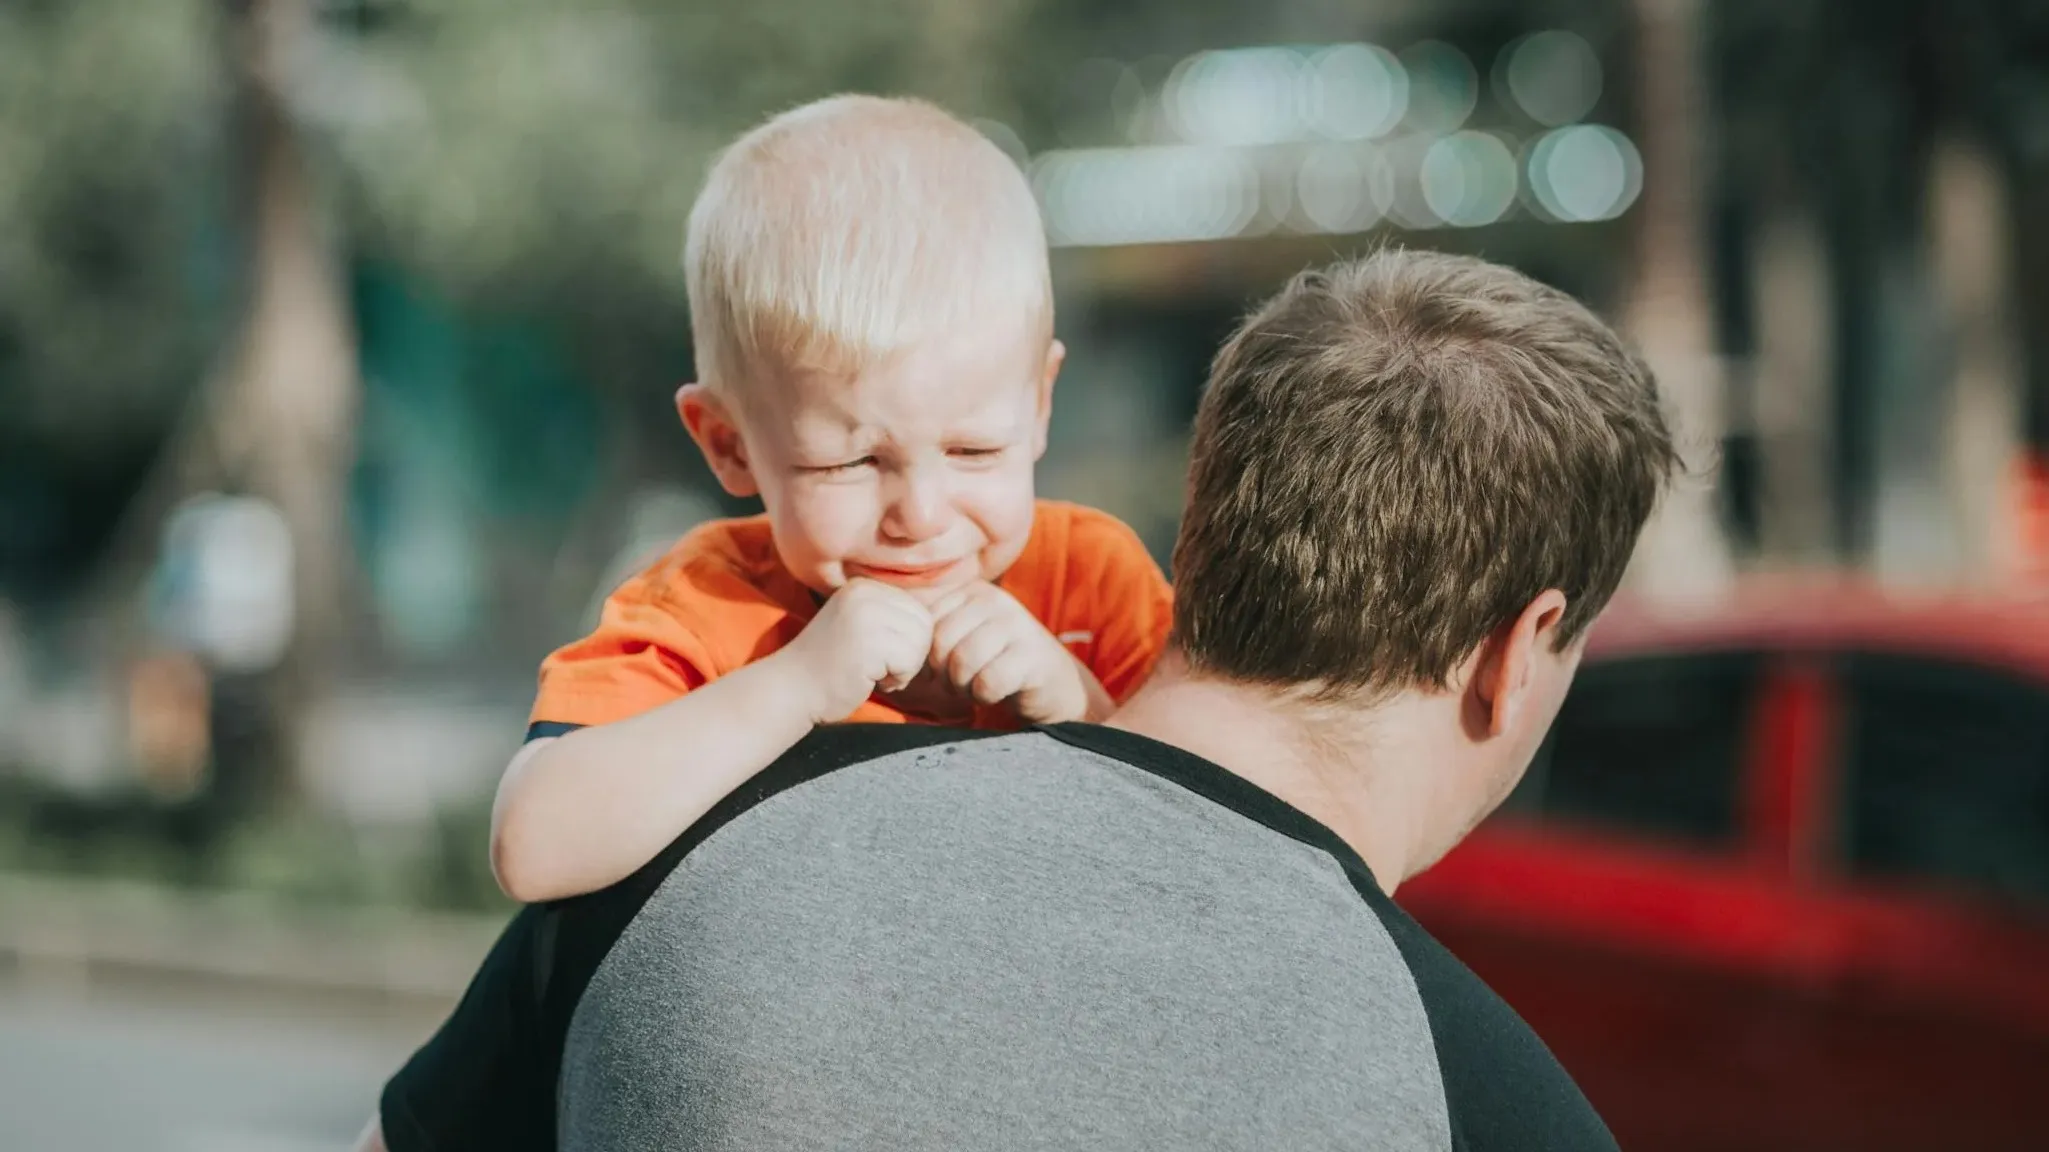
[1342,868,1466,1152]
[525,679,691,730]
[532,679,678,702]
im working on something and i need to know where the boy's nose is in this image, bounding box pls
[881,471,950,543]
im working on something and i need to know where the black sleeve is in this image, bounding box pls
[1360,882,1620,1152]
[525,721,584,743]
[380,903,561,1152]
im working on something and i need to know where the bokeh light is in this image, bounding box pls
[1420,130,1519,227]
[1033,145,1261,246]
[1497,31,1603,127]
[1398,41,1478,134]
[1304,43,1408,141]
[1380,132,1442,229]
[1164,46,1308,147]
[1524,124,1642,222]
[1295,143,1396,233]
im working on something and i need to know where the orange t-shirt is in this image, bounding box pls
[529,500,1174,731]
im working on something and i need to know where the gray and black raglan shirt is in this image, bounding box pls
[381,723,1616,1151]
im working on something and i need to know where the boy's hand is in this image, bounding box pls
[928,582,1104,724]
[782,578,936,723]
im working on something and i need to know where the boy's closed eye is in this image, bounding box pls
[797,444,1005,474]
[798,457,878,475]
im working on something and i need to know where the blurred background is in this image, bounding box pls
[4,0,2048,1147]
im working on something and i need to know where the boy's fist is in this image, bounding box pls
[928,582,1105,724]
[783,578,936,723]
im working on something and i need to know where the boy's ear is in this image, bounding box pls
[676,383,759,498]
[1032,339,1065,460]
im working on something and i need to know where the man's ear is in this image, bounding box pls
[1031,339,1065,460]
[676,383,759,498]
[1468,589,1570,738]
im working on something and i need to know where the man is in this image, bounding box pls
[364,248,1675,1151]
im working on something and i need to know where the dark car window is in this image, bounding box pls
[1502,651,1760,847]
[1836,653,2049,909]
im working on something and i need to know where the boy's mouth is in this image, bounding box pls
[844,559,967,588]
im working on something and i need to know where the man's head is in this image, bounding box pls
[677,95,1060,599]
[1166,248,1676,874]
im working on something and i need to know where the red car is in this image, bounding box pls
[1399,580,2049,1152]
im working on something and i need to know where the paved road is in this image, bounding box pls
[0,968,451,1151]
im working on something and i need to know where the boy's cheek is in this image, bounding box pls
[781,485,879,554]
[965,467,1038,534]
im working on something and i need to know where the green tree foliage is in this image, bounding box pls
[0,0,226,453]
[327,0,944,313]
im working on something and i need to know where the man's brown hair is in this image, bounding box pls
[1172,247,1677,696]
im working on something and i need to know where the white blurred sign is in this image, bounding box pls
[152,494,296,673]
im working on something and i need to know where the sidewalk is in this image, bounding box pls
[0,872,506,1002]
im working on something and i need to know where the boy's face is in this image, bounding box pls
[680,319,1062,601]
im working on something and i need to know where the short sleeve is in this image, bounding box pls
[529,580,717,729]
[1067,512,1175,703]
[381,905,559,1152]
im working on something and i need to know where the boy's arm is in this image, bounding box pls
[353,1118,387,1152]
[491,652,823,902]
[491,578,934,903]
[1074,658,1117,722]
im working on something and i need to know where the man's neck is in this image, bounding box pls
[1105,664,1440,894]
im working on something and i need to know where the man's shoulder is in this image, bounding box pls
[1033,732,1615,1148]
[573,724,1004,906]
[546,725,1203,997]
[1361,887,1621,1150]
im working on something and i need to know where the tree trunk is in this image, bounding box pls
[96,0,361,821]
[1619,0,1735,600]
[229,0,360,812]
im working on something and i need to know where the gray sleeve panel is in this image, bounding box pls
[559,733,1452,1152]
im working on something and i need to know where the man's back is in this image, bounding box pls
[378,244,1660,1152]
[548,726,1611,1151]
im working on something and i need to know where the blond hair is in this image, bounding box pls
[685,95,1051,393]
[1173,248,1676,697]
